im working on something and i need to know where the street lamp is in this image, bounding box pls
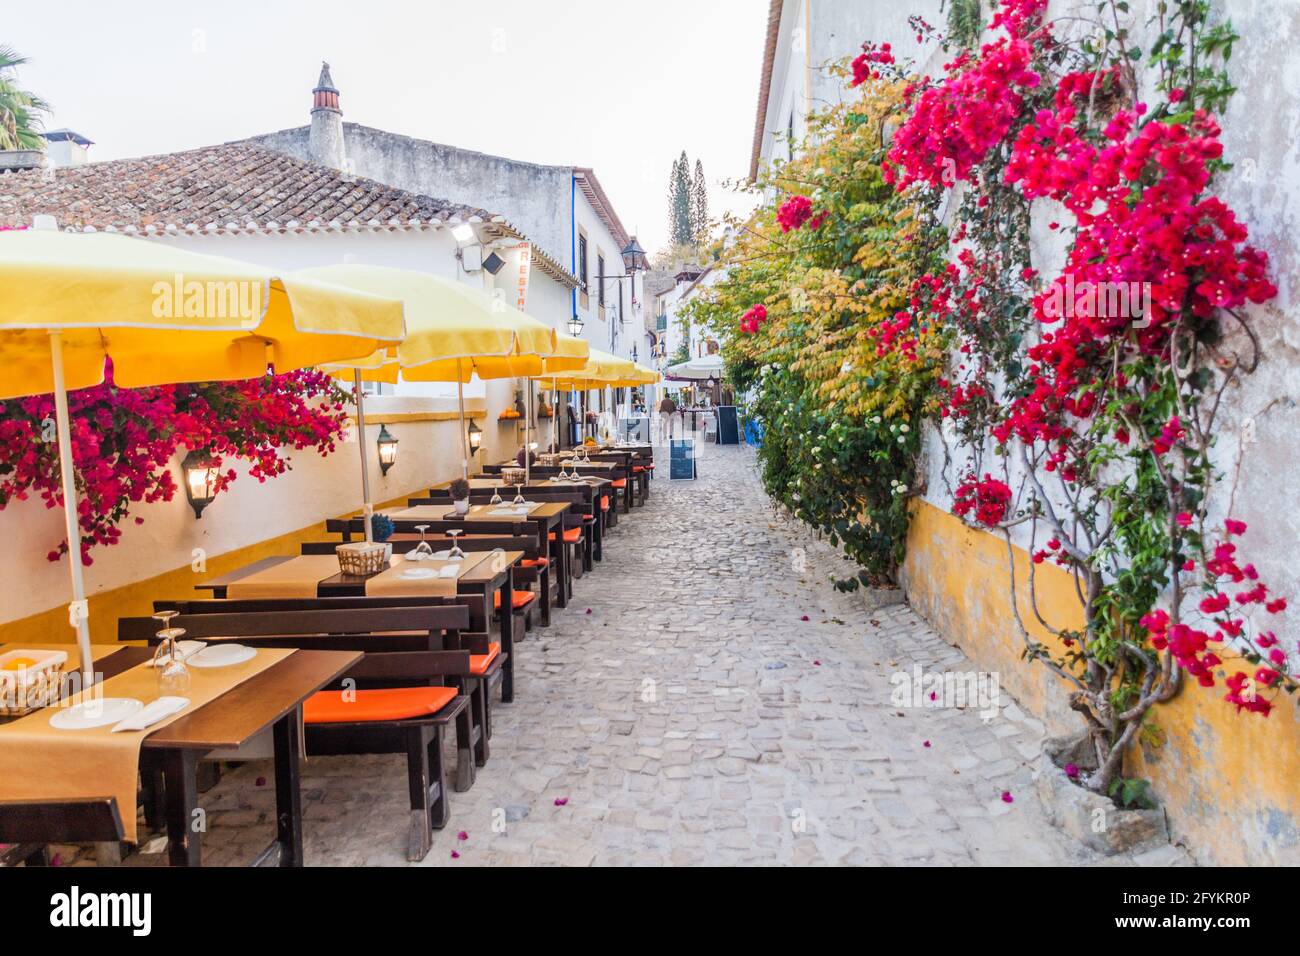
[567,314,585,338]
[181,448,219,519]
[467,419,483,455]
[376,424,399,476]
[620,236,647,274]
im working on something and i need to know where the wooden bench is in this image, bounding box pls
[0,798,125,867]
[121,606,477,861]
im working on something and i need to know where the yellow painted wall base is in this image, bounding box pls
[902,498,1300,866]
[0,488,421,648]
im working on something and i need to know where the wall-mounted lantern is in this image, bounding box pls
[181,448,219,519]
[467,419,483,455]
[567,314,585,338]
[376,424,399,475]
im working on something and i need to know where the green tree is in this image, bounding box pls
[0,46,50,150]
[668,151,693,247]
[690,159,709,243]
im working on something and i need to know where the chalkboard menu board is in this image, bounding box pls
[669,438,696,480]
[717,406,739,445]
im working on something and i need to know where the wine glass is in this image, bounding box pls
[489,485,503,505]
[446,528,465,561]
[412,524,434,559]
[512,483,526,506]
[152,625,191,694]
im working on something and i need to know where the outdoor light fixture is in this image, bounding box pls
[376,424,399,476]
[482,251,506,275]
[181,448,219,519]
[451,223,476,243]
[467,419,483,455]
[567,314,585,338]
[620,236,647,274]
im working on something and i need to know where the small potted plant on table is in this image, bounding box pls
[449,477,472,515]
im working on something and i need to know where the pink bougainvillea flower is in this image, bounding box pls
[800,615,810,622]
[1175,513,1194,528]
[923,740,932,748]
[1064,764,1079,779]
[813,660,822,666]
[1225,519,1248,535]
[457,831,468,841]
[451,850,460,859]
[1000,791,1014,804]
[554,797,569,807]
[776,195,815,232]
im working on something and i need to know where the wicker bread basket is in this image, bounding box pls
[336,541,391,576]
[501,466,527,485]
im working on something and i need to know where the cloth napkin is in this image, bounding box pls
[111,696,190,733]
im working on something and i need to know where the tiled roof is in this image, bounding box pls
[0,140,493,231]
[750,0,785,182]
[0,140,580,287]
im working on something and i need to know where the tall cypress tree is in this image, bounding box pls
[691,159,708,244]
[668,151,693,247]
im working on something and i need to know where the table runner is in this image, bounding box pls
[389,504,542,522]
[225,555,343,599]
[364,552,491,598]
[0,647,295,842]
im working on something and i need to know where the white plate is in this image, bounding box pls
[50,697,144,730]
[400,567,438,580]
[189,644,257,668]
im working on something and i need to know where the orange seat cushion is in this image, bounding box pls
[548,528,583,544]
[304,686,457,724]
[611,478,627,488]
[520,557,549,568]
[633,465,646,472]
[600,495,610,511]
[494,590,537,610]
[469,642,502,675]
[582,513,595,522]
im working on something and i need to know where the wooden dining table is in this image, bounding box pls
[96,645,358,867]
[196,550,526,700]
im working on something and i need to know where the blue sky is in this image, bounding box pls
[6,0,767,253]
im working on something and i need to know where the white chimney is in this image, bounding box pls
[41,129,93,168]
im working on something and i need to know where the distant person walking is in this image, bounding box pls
[658,394,678,443]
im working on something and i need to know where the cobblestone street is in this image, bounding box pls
[146,443,1185,867]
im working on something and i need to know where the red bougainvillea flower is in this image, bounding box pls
[1224,519,1248,535]
[1000,791,1014,804]
[0,365,350,565]
[850,41,895,87]
[953,473,1013,527]
[776,195,815,232]
[739,303,768,334]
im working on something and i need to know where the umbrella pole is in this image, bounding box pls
[552,377,558,452]
[456,359,470,480]
[522,379,533,486]
[48,332,95,685]
[353,370,374,543]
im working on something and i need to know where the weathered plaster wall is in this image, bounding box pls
[902,501,1300,865]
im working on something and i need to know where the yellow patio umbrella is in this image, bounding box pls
[0,226,406,683]
[297,263,589,529]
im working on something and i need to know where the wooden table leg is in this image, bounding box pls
[551,523,570,608]
[161,748,202,867]
[272,712,304,867]
[499,570,515,704]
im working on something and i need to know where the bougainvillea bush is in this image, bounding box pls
[0,365,350,564]
[859,0,1292,795]
[685,71,949,589]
